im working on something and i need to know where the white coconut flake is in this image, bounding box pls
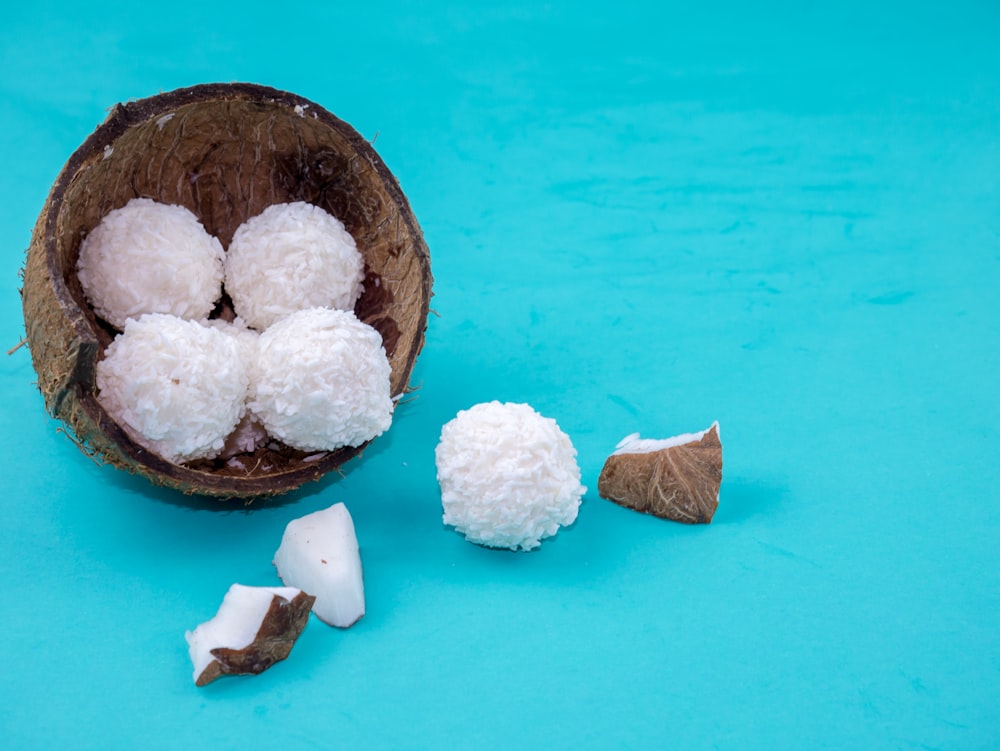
[96,313,250,464]
[250,307,393,452]
[155,113,175,129]
[612,421,720,455]
[102,145,114,159]
[76,198,224,329]
[224,201,364,330]
[435,401,586,552]
[219,414,269,458]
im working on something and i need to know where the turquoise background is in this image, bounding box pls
[2,1,998,749]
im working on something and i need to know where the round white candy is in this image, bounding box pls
[224,202,364,330]
[435,401,586,551]
[96,314,250,464]
[250,308,393,451]
[77,198,224,329]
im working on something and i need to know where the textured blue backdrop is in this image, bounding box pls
[1,2,998,749]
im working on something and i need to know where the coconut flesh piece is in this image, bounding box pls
[185,584,315,687]
[76,197,224,329]
[435,401,587,552]
[273,503,365,628]
[96,313,250,464]
[598,422,723,524]
[224,201,365,330]
[250,307,393,452]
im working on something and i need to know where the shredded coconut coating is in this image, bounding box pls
[200,319,269,457]
[200,317,259,364]
[250,308,393,451]
[224,202,364,330]
[76,198,224,329]
[96,314,250,464]
[436,401,586,551]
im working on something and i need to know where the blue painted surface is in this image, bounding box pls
[1,2,997,749]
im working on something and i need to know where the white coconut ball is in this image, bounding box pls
[76,197,224,329]
[250,307,393,451]
[224,201,365,330]
[96,313,250,464]
[436,401,587,552]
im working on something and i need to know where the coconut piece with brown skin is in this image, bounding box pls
[19,82,432,499]
[185,584,315,687]
[598,422,722,524]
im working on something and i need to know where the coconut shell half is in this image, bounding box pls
[20,83,432,499]
[597,423,722,524]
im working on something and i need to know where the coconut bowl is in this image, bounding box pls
[21,83,432,499]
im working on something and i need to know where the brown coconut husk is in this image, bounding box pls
[597,423,722,524]
[21,83,432,499]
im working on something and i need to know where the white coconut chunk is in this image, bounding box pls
[250,307,393,451]
[96,313,250,464]
[76,197,224,329]
[184,584,309,686]
[273,503,365,628]
[612,421,721,455]
[224,201,364,330]
[435,401,587,552]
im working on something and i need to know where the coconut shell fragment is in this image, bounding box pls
[598,423,722,524]
[187,586,316,687]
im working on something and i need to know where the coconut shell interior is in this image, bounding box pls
[21,83,432,499]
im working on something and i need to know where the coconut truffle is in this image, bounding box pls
[435,401,586,551]
[250,307,393,451]
[76,197,224,329]
[96,314,250,464]
[224,201,364,330]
